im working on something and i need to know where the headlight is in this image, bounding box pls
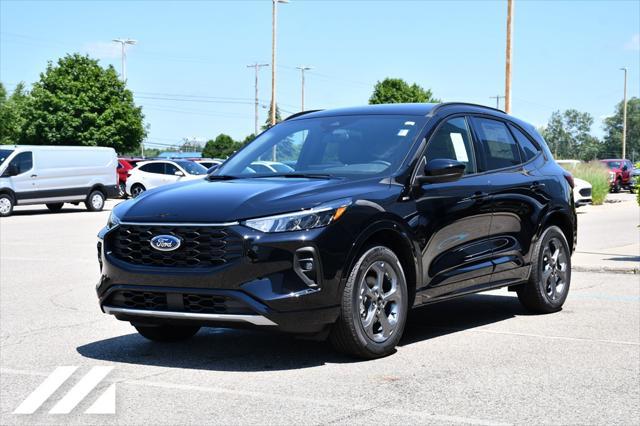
[243,199,351,233]
[106,211,121,229]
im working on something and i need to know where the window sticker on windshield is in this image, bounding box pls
[397,129,410,137]
[404,121,415,126]
[450,133,469,162]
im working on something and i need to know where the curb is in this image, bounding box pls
[573,265,639,274]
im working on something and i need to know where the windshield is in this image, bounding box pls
[176,160,207,175]
[607,161,622,169]
[216,115,426,178]
[0,149,14,167]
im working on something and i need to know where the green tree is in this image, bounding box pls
[262,104,282,130]
[202,134,239,158]
[19,54,146,152]
[603,97,640,159]
[541,109,601,160]
[369,78,440,105]
[0,82,29,145]
[241,133,257,146]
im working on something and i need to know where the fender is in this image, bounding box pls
[0,187,16,202]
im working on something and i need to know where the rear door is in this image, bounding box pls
[470,116,550,284]
[415,116,494,302]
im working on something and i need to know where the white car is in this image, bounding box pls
[555,160,592,207]
[126,160,207,198]
[0,145,118,217]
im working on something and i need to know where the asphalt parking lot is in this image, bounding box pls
[1,199,638,425]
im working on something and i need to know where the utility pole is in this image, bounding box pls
[620,67,628,159]
[112,38,137,82]
[296,66,312,111]
[247,63,269,135]
[504,0,514,114]
[489,95,505,110]
[271,0,289,161]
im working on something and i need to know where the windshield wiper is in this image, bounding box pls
[252,173,335,179]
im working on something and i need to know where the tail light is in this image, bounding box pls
[563,172,575,189]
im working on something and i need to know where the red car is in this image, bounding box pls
[117,158,141,198]
[600,159,634,193]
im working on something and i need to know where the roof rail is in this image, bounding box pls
[430,102,505,116]
[284,109,323,121]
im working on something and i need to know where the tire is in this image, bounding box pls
[0,194,14,217]
[118,182,127,198]
[517,225,571,314]
[134,324,200,342]
[329,246,409,359]
[131,184,146,198]
[46,203,64,213]
[612,179,621,193]
[85,190,105,212]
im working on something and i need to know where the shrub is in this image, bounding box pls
[568,162,610,205]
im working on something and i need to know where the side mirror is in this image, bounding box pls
[622,165,628,171]
[416,158,466,185]
[2,164,19,177]
[174,171,185,177]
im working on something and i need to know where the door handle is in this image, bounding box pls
[30,174,37,178]
[530,182,545,191]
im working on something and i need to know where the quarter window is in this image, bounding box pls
[424,117,476,174]
[472,118,521,170]
[509,124,540,162]
[139,163,165,174]
[8,152,33,174]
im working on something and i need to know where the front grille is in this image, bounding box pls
[106,290,254,315]
[579,188,592,197]
[109,224,243,268]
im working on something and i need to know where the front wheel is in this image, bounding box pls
[134,324,200,342]
[329,246,408,359]
[612,179,621,193]
[0,194,14,217]
[85,190,105,212]
[517,226,571,313]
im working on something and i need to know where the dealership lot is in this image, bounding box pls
[1,199,638,425]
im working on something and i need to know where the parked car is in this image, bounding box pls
[0,145,118,217]
[195,158,224,171]
[631,167,640,192]
[117,159,134,198]
[249,161,295,173]
[125,159,207,197]
[600,159,633,192]
[555,160,592,206]
[97,103,576,359]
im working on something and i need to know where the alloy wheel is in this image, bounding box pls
[541,237,568,301]
[358,260,403,343]
[91,193,104,209]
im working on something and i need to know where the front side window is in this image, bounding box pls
[472,117,522,171]
[164,163,180,175]
[509,124,540,162]
[0,149,15,167]
[217,115,427,179]
[424,117,476,174]
[139,163,165,174]
[175,160,207,175]
[8,152,33,175]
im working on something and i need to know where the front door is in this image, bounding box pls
[414,116,494,302]
[6,151,37,202]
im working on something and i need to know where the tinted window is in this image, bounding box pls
[509,124,540,162]
[139,163,165,174]
[0,149,14,166]
[425,117,476,174]
[473,118,521,170]
[175,160,207,175]
[607,161,622,169]
[9,152,33,174]
[165,163,180,175]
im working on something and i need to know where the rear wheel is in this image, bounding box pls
[517,226,571,313]
[0,194,14,217]
[85,190,105,212]
[134,324,200,342]
[131,184,146,198]
[330,246,408,359]
[46,203,64,212]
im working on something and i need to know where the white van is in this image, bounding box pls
[0,145,119,217]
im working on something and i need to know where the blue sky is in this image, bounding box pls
[1,0,639,150]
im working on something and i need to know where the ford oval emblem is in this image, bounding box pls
[150,235,182,252]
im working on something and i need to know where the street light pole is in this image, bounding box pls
[620,67,628,159]
[296,66,312,111]
[112,38,137,82]
[247,63,270,135]
[271,0,288,161]
[504,0,514,114]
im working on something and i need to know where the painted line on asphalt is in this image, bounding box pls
[1,367,509,425]
[468,328,639,346]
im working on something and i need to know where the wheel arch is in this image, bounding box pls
[88,184,107,198]
[539,209,575,254]
[0,188,16,202]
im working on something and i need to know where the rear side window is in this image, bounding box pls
[509,124,540,162]
[472,118,521,171]
[424,117,476,174]
[9,152,33,174]
[139,163,164,174]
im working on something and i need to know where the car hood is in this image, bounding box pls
[115,176,385,223]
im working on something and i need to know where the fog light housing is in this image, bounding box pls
[294,247,321,288]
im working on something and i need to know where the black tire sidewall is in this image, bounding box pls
[346,246,409,356]
[532,226,571,309]
[86,190,105,211]
[131,184,145,198]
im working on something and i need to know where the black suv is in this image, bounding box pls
[97,103,576,358]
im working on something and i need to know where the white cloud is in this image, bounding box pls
[624,33,640,51]
[81,41,122,60]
